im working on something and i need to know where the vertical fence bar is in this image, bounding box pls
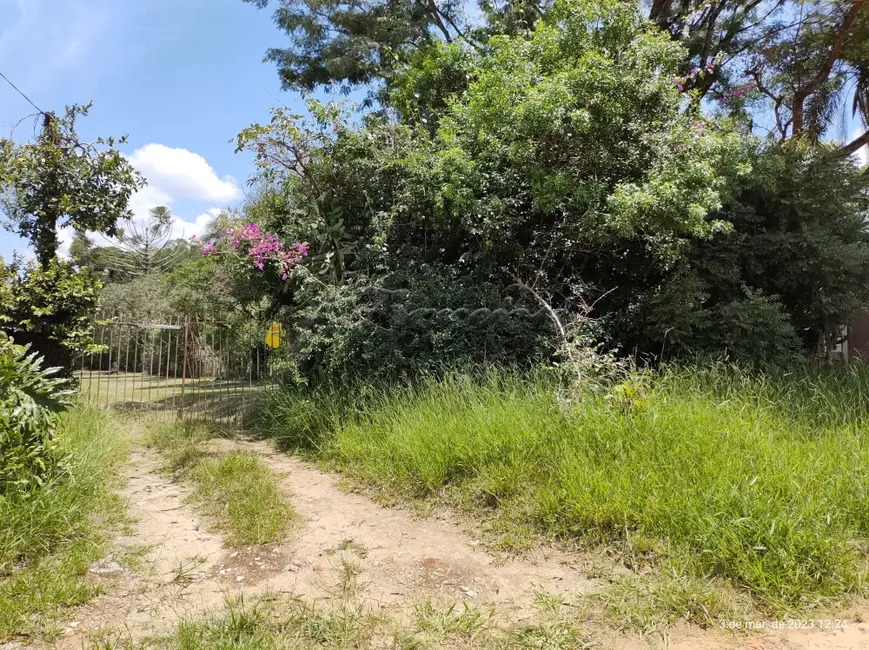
[79,326,88,404]
[131,327,139,411]
[256,339,261,392]
[227,326,235,423]
[172,316,181,418]
[140,323,147,411]
[232,326,239,423]
[220,324,226,422]
[123,323,131,408]
[96,324,106,408]
[87,323,96,406]
[187,319,202,417]
[117,323,124,406]
[189,321,197,418]
[210,319,216,421]
[180,319,189,419]
[246,329,252,415]
[110,324,118,408]
[165,317,174,418]
[156,322,164,417]
[203,318,210,421]
[213,320,219,420]
[146,324,153,410]
[212,322,218,421]
[225,325,233,423]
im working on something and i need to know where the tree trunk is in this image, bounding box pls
[35,211,59,268]
[36,112,61,268]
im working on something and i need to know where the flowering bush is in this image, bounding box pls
[715,85,752,106]
[195,224,308,280]
[673,62,716,92]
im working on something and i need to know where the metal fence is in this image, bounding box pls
[76,317,279,422]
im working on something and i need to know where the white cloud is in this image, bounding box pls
[122,144,237,244]
[172,209,223,241]
[56,144,234,258]
[56,227,75,259]
[128,144,240,204]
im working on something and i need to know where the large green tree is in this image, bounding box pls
[0,104,143,267]
[247,0,869,157]
[243,0,478,92]
[232,0,869,374]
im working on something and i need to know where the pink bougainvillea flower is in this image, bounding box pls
[197,224,309,281]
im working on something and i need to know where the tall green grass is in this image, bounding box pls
[255,365,869,612]
[0,407,128,640]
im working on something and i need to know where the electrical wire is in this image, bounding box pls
[0,70,44,114]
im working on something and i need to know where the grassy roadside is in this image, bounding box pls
[254,366,869,620]
[148,421,295,546]
[0,407,129,641]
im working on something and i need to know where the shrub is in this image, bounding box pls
[0,407,127,640]
[0,332,73,495]
[0,258,103,372]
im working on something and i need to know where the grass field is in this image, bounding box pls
[0,407,129,641]
[255,365,869,615]
[77,371,272,421]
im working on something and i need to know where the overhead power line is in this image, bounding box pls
[0,70,44,114]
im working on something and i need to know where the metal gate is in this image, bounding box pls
[76,316,279,422]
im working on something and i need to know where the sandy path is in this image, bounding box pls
[239,439,597,613]
[239,439,869,650]
[47,438,869,649]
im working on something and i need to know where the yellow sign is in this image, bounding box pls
[265,322,284,349]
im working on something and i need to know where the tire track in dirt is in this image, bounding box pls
[235,439,869,650]
[51,446,229,647]
[234,438,597,618]
[47,437,869,650]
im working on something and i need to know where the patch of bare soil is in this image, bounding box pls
[46,438,869,650]
[236,440,596,613]
[47,446,291,649]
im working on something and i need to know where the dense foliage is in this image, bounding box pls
[248,0,869,151]
[0,259,104,371]
[212,0,869,379]
[0,333,73,496]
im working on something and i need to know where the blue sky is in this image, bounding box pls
[0,0,310,260]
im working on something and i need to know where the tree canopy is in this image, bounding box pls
[247,0,869,153]
[0,104,143,267]
[215,0,868,377]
